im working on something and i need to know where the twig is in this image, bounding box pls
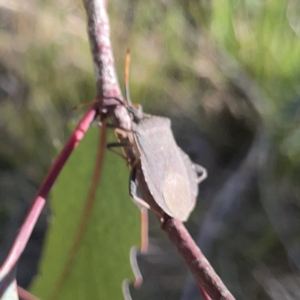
[163,217,234,300]
[82,0,235,299]
[82,0,122,99]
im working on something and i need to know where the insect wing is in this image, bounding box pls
[178,148,199,214]
[135,116,173,216]
[135,116,193,221]
[161,163,192,221]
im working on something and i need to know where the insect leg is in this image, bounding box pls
[129,167,150,253]
[193,164,208,184]
[129,167,151,210]
[106,142,130,161]
[105,123,132,132]
[71,99,98,111]
[131,103,142,111]
[98,121,132,137]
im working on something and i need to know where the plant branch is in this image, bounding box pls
[83,0,235,299]
[162,217,235,300]
[82,0,121,99]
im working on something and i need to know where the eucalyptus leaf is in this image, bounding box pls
[30,126,140,300]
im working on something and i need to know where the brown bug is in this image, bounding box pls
[127,109,206,221]
[107,52,207,221]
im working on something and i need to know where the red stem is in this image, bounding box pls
[163,217,235,300]
[0,106,97,278]
[82,0,235,299]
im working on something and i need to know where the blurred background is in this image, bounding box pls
[1,0,300,299]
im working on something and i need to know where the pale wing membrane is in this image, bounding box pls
[162,169,191,221]
[135,116,174,217]
[159,141,193,220]
[178,147,198,202]
[136,115,195,220]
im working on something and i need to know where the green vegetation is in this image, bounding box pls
[1,0,300,299]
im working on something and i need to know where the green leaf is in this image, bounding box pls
[30,126,140,300]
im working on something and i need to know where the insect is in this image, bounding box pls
[106,52,207,222]
[127,108,206,221]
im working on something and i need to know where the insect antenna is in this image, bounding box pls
[124,48,133,106]
[71,99,98,111]
[102,50,138,119]
[101,49,133,113]
[70,50,133,113]
[124,49,143,122]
